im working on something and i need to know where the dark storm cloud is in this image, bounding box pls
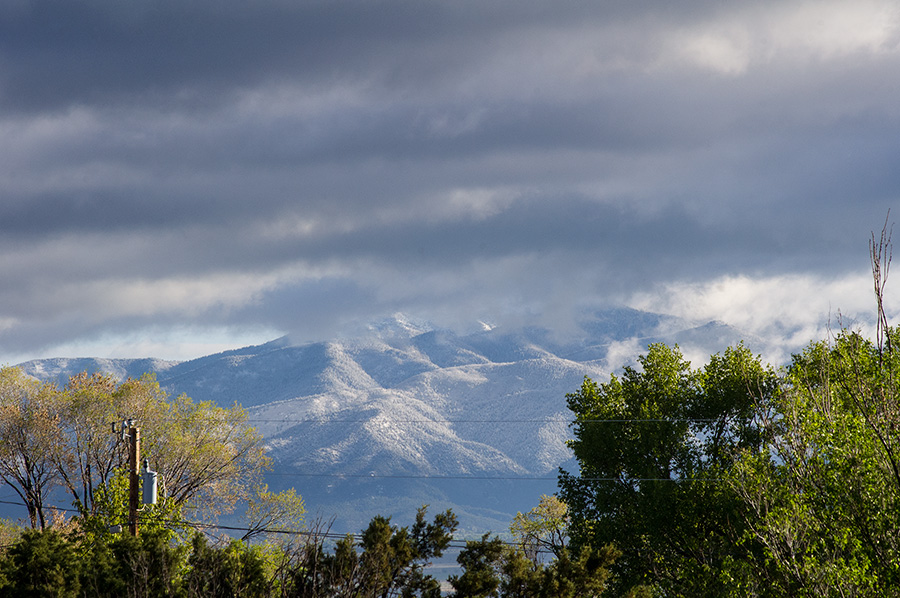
[0,0,744,113]
[0,1,571,111]
[2,0,900,361]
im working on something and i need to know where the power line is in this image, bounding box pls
[263,471,717,483]
[0,499,551,554]
[265,472,559,480]
[249,418,574,424]
[181,519,550,553]
[125,416,724,425]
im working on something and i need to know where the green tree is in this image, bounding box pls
[0,529,81,597]
[449,534,505,598]
[449,534,618,598]
[149,391,270,519]
[559,343,776,596]
[53,372,160,517]
[185,535,270,598]
[717,226,900,596]
[728,330,900,597]
[509,494,568,562]
[78,467,186,546]
[81,528,187,598]
[288,506,457,598]
[242,484,306,543]
[0,370,273,533]
[53,372,270,521]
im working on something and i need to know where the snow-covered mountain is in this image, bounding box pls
[16,307,762,535]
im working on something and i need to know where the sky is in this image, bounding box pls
[2,0,900,365]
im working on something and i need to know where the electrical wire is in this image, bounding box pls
[0,499,553,554]
[240,418,721,424]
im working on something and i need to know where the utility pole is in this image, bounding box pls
[129,423,140,537]
[112,419,156,536]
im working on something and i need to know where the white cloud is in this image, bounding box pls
[3,325,281,364]
[629,270,892,364]
[667,1,900,75]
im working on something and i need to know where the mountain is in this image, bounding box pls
[16,307,762,536]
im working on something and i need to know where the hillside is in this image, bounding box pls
[17,307,760,534]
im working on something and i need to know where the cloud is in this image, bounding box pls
[665,1,900,75]
[1,0,900,363]
[629,271,894,364]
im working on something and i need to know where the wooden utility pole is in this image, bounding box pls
[128,425,140,537]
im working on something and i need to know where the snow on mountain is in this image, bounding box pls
[18,356,180,387]
[14,307,764,534]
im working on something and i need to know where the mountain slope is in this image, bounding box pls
[15,308,762,534]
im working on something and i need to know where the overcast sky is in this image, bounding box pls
[2,0,900,365]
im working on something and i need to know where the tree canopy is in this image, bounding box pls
[0,369,272,532]
[559,326,900,597]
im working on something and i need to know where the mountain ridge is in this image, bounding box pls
[15,307,762,534]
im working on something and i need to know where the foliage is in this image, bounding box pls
[559,324,900,595]
[448,533,618,598]
[55,372,166,518]
[0,369,270,531]
[0,529,81,597]
[509,494,568,562]
[559,343,776,596]
[728,329,900,597]
[287,506,457,598]
[0,368,60,529]
[185,535,270,598]
[149,391,270,519]
[0,508,462,597]
[449,534,505,597]
[243,484,306,543]
[85,528,187,598]
[78,467,187,547]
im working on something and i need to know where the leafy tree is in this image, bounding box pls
[0,529,81,597]
[149,391,270,519]
[0,367,60,529]
[53,372,161,517]
[559,343,777,596]
[83,528,187,598]
[288,506,457,598]
[185,534,270,598]
[242,483,306,543]
[52,372,270,521]
[79,467,186,546]
[0,369,272,533]
[728,330,900,597]
[449,534,505,597]
[449,534,618,598]
[716,225,900,597]
[509,494,568,562]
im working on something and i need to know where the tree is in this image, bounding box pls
[0,371,272,528]
[242,484,306,543]
[509,494,568,562]
[0,529,81,597]
[53,372,157,517]
[185,535,270,598]
[559,343,777,596]
[449,534,506,598]
[80,528,187,598]
[288,506,457,598]
[449,534,618,598]
[144,390,270,519]
[728,330,900,597]
[79,467,186,546]
[0,367,60,529]
[716,220,900,597]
